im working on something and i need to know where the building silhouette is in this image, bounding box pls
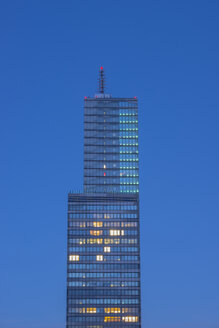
[66,67,141,328]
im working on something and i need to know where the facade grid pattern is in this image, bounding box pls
[66,76,141,328]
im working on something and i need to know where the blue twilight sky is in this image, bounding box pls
[0,1,219,327]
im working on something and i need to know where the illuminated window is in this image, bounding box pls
[93,222,103,227]
[96,255,103,261]
[78,308,86,313]
[122,308,134,313]
[104,238,120,244]
[87,238,103,244]
[104,308,110,314]
[105,308,121,313]
[110,230,118,236]
[122,316,138,322]
[104,317,121,322]
[110,230,124,236]
[90,230,103,236]
[103,164,106,169]
[69,255,79,261]
[104,247,111,252]
[121,222,137,228]
[87,308,96,313]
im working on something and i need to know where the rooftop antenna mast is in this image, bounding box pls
[98,66,105,94]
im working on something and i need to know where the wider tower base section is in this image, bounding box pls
[67,193,141,328]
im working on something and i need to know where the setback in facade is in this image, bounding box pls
[66,67,141,328]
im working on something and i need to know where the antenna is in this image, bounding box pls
[98,66,105,94]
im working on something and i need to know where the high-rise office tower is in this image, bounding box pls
[66,67,141,328]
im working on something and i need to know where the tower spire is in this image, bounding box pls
[98,66,105,94]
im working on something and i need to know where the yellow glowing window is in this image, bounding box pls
[104,317,121,322]
[93,222,103,227]
[90,230,102,236]
[104,308,110,313]
[87,238,103,244]
[87,308,96,313]
[105,308,121,313]
[96,255,103,261]
[104,238,120,244]
[104,247,111,252]
[103,164,106,169]
[113,308,121,313]
[122,316,138,322]
[69,255,79,261]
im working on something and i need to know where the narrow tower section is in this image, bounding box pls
[84,72,139,193]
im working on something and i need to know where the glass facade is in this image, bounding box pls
[66,69,141,328]
[67,194,141,328]
[84,96,139,193]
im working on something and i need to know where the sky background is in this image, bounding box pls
[0,0,219,327]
